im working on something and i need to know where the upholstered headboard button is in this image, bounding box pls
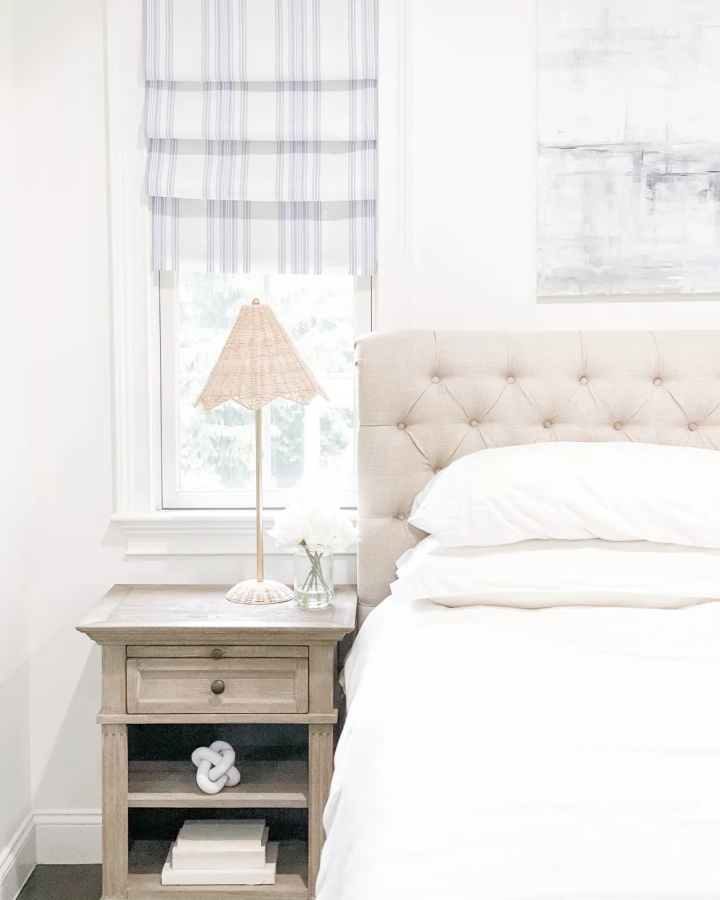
[580,376,588,385]
[654,378,663,386]
[506,375,515,384]
[431,375,440,383]
[689,422,698,431]
[397,422,406,430]
[543,420,552,429]
[469,419,479,427]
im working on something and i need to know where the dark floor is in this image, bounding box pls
[18,866,101,900]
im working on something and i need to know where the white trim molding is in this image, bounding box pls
[111,511,358,569]
[376,0,414,330]
[34,811,102,866]
[113,510,280,557]
[0,808,132,895]
[113,512,358,580]
[0,815,34,900]
[106,0,162,520]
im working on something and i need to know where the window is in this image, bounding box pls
[160,275,372,510]
[105,0,379,556]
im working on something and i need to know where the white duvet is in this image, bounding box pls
[318,594,720,899]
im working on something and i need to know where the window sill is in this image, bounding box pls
[111,511,358,558]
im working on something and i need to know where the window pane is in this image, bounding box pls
[172,273,356,503]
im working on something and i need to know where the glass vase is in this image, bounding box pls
[294,546,334,609]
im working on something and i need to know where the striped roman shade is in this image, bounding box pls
[145,0,378,275]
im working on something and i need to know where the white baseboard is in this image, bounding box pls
[0,815,35,900]
[0,808,103,898]
[33,810,102,865]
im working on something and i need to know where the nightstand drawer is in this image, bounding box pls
[126,657,309,714]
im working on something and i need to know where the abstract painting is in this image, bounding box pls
[538,0,720,296]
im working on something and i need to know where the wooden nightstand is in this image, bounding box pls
[77,585,357,900]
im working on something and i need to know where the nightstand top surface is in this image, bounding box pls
[77,584,357,645]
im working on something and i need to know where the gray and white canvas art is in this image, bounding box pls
[538,0,720,296]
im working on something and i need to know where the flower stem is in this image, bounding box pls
[300,547,332,598]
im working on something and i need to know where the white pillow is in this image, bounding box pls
[408,442,720,549]
[391,536,720,609]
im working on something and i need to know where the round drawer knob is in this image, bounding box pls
[211,680,225,695]
[211,649,223,659]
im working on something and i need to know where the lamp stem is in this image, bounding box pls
[255,408,264,582]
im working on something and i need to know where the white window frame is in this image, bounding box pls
[159,274,372,511]
[106,0,409,556]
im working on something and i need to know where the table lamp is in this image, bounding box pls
[196,298,328,604]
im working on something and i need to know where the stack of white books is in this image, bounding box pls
[161,819,278,885]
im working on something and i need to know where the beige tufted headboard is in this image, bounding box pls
[356,330,720,625]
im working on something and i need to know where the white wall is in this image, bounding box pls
[6,0,720,859]
[0,0,32,874]
[16,0,115,826]
[14,0,263,842]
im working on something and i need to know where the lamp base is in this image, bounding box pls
[226,580,294,605]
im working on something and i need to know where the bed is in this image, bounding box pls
[317,331,720,900]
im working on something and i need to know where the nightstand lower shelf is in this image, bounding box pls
[128,760,308,808]
[128,840,309,900]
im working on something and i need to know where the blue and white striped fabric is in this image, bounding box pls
[145,0,377,275]
[152,198,376,275]
[147,140,376,201]
[146,82,378,141]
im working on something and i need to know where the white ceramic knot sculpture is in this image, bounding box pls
[191,741,241,795]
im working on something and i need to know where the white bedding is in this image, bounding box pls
[392,537,720,608]
[409,442,720,549]
[318,597,720,899]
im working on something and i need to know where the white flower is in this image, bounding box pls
[270,504,358,552]
[268,505,312,548]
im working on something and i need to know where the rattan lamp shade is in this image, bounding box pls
[196,300,328,412]
[196,299,328,605]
